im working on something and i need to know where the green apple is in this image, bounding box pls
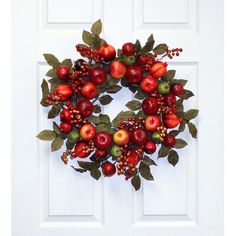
[111,145,123,158]
[158,82,170,95]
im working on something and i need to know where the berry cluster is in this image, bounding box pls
[76,44,101,62]
[166,47,183,59]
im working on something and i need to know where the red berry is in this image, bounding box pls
[59,122,72,133]
[76,100,93,117]
[163,134,176,148]
[126,66,143,84]
[144,141,156,154]
[94,131,112,150]
[122,42,135,56]
[142,97,159,115]
[60,108,71,121]
[57,66,70,80]
[102,162,116,177]
[171,83,184,96]
[98,44,116,61]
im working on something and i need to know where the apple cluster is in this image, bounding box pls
[37,20,198,190]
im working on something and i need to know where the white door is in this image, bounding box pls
[12,0,223,236]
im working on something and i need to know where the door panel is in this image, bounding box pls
[12,0,223,236]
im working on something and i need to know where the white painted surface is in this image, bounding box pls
[12,0,223,235]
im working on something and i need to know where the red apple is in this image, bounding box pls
[127,151,140,166]
[140,75,158,93]
[55,84,73,101]
[102,161,116,177]
[171,83,184,96]
[94,131,112,149]
[122,42,135,56]
[163,134,176,148]
[94,149,108,161]
[81,82,97,99]
[89,67,107,85]
[60,108,71,121]
[113,129,130,146]
[136,53,148,66]
[144,141,156,154]
[110,61,127,79]
[80,124,96,141]
[74,141,91,158]
[149,61,167,78]
[131,129,147,146]
[145,115,162,131]
[126,66,143,84]
[59,122,72,133]
[76,100,93,117]
[57,66,70,80]
[99,44,116,61]
[142,97,159,115]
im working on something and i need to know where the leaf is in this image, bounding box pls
[169,130,179,137]
[78,161,95,171]
[121,78,129,87]
[90,167,101,180]
[96,123,110,133]
[126,100,141,111]
[136,110,145,117]
[43,54,60,68]
[51,137,64,152]
[66,139,76,150]
[99,95,113,105]
[134,39,142,53]
[53,122,61,135]
[128,85,138,93]
[139,162,154,181]
[91,19,102,36]
[106,85,122,94]
[48,104,61,119]
[142,34,155,53]
[178,121,186,132]
[93,35,106,49]
[71,166,87,173]
[48,77,62,91]
[178,89,194,100]
[184,109,199,121]
[46,69,57,78]
[174,139,188,149]
[188,122,197,138]
[82,30,93,46]
[40,79,50,106]
[93,104,101,113]
[163,70,176,81]
[61,59,72,68]
[88,115,101,124]
[158,145,170,157]
[112,111,135,127]
[134,89,148,100]
[131,175,141,191]
[153,43,168,55]
[99,114,110,124]
[142,156,157,166]
[37,130,56,141]
[168,150,179,166]
[173,79,188,87]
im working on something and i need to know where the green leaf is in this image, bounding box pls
[106,85,122,94]
[37,130,56,141]
[99,114,110,124]
[134,89,148,100]
[61,59,72,68]
[48,77,62,91]
[78,161,95,170]
[71,166,87,173]
[90,167,101,180]
[93,35,106,49]
[134,39,142,53]
[173,79,188,87]
[178,89,194,100]
[121,78,129,87]
[112,111,135,127]
[93,104,101,113]
[53,122,61,135]
[88,115,101,124]
[99,95,113,105]
[163,70,176,81]
[46,69,57,78]
[43,54,60,68]
[48,104,61,119]
[131,175,141,191]
[126,100,141,111]
[174,139,188,149]
[188,122,197,138]
[82,30,93,46]
[158,145,170,157]
[66,139,76,150]
[142,156,157,166]
[139,162,154,181]
[51,137,64,152]
[128,85,138,94]
[142,34,155,53]
[169,130,179,137]
[95,123,112,133]
[184,109,199,121]
[178,120,186,132]
[168,150,179,166]
[91,19,102,36]
[136,110,145,117]
[40,79,50,106]
[153,43,168,55]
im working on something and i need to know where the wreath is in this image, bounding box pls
[37,20,198,191]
